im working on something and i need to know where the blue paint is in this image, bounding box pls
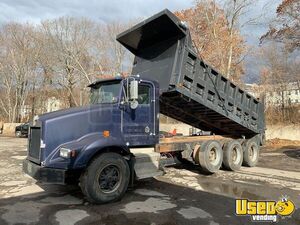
[35,78,159,170]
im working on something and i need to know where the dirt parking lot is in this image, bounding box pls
[0,137,299,225]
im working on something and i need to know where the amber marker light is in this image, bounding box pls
[103,130,110,137]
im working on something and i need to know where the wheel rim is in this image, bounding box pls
[249,144,258,161]
[232,146,241,164]
[98,164,121,193]
[208,147,220,166]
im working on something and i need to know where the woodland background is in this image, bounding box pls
[0,0,299,125]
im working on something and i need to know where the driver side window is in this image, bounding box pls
[137,85,150,105]
[122,83,151,105]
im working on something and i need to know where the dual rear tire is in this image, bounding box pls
[242,139,259,167]
[223,140,243,171]
[195,139,259,173]
[198,140,223,173]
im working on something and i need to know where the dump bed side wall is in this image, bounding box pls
[117,9,265,137]
[161,41,265,137]
[133,36,264,137]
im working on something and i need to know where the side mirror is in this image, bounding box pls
[129,80,139,109]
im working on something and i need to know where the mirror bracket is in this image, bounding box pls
[129,79,139,109]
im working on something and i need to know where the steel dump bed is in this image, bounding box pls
[117,9,265,137]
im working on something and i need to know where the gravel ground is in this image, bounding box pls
[0,136,299,225]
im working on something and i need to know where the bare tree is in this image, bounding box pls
[261,0,300,52]
[40,17,97,107]
[0,17,140,122]
[222,0,260,79]
[176,0,247,82]
[92,21,135,77]
[0,23,38,122]
[105,22,134,74]
[259,43,300,124]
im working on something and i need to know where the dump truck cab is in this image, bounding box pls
[23,75,162,202]
[88,77,159,147]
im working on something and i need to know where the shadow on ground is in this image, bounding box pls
[0,178,299,225]
[283,149,300,159]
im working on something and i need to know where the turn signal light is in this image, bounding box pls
[103,130,110,138]
[70,150,76,157]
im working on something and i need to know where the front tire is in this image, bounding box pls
[80,152,130,204]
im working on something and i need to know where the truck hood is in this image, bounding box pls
[39,104,121,160]
[39,105,93,121]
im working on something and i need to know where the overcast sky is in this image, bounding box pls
[0,0,280,43]
[0,0,194,24]
[0,0,281,83]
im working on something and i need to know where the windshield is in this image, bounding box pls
[90,81,121,104]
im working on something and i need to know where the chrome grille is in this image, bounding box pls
[28,127,41,163]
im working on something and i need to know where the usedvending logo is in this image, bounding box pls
[235,196,295,222]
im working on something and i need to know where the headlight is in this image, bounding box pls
[60,148,72,158]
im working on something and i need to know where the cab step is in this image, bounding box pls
[130,147,163,180]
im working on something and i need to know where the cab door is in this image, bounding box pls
[121,82,156,146]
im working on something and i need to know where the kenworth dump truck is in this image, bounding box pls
[23,10,265,204]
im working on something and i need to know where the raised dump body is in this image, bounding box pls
[117,9,265,138]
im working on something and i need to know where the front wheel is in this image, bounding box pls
[80,152,130,204]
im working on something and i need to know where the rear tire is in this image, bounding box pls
[198,140,223,173]
[243,140,259,167]
[222,140,243,171]
[80,152,130,204]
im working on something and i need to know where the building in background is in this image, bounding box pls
[244,83,261,99]
[264,82,300,107]
[20,105,32,119]
[20,97,63,122]
[46,97,62,112]
[245,81,300,107]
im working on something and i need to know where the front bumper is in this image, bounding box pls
[23,159,66,184]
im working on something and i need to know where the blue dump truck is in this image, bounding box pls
[23,10,265,204]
